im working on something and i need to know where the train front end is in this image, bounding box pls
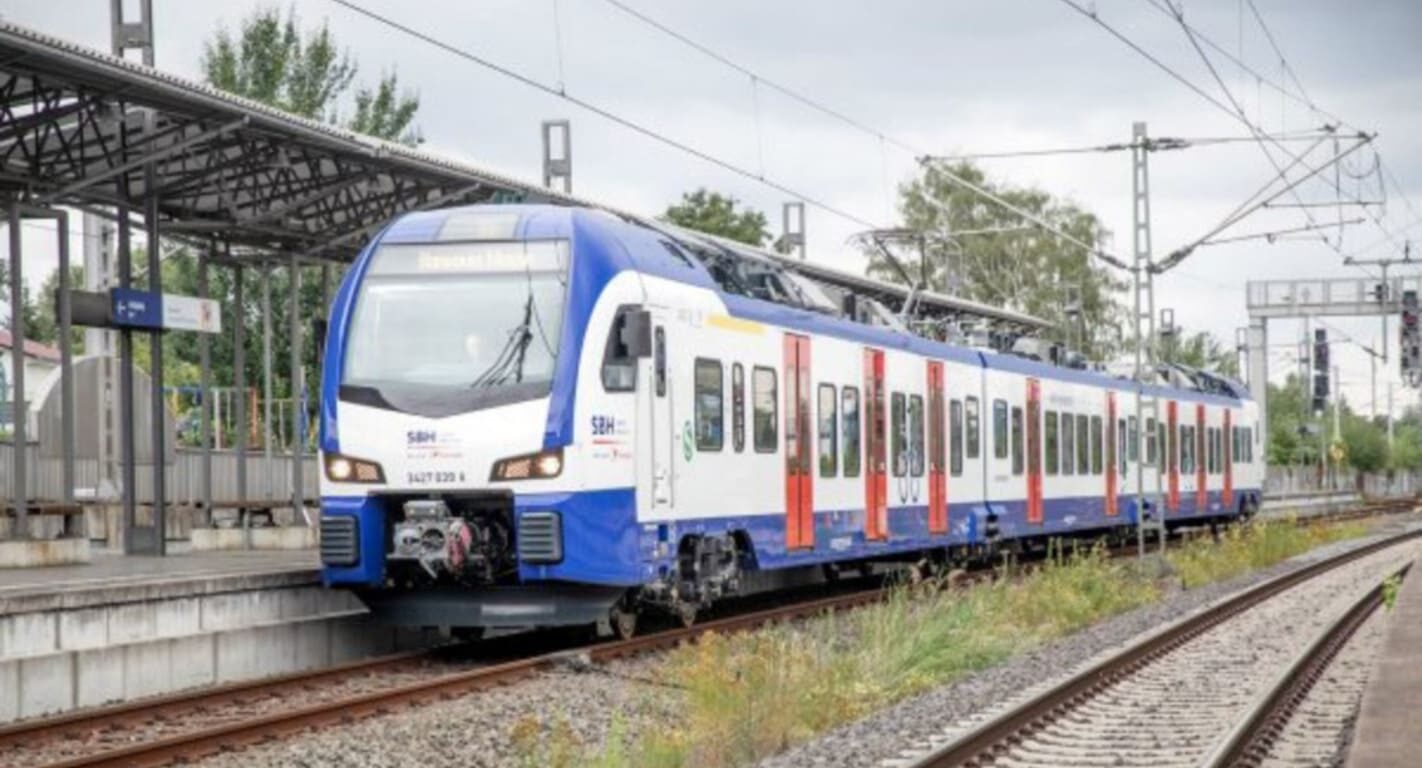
[317,205,642,629]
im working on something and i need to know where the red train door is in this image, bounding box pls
[1167,400,1180,512]
[784,334,813,549]
[1196,404,1207,513]
[1105,391,1118,517]
[864,348,888,540]
[927,361,947,535]
[1026,378,1043,524]
[1223,409,1234,511]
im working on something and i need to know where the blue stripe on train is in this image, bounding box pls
[322,486,1261,588]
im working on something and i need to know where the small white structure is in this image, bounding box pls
[0,328,59,435]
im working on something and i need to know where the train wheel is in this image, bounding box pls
[609,603,639,641]
[675,602,698,629]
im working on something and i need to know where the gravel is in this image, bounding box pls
[762,518,1421,768]
[196,658,677,768]
[193,516,1419,768]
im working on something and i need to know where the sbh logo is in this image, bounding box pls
[407,430,438,445]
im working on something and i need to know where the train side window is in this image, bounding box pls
[909,394,925,477]
[1044,410,1059,475]
[732,364,746,452]
[1128,415,1140,462]
[1061,412,1075,476]
[1076,414,1090,475]
[752,366,777,452]
[1144,417,1155,465]
[1179,425,1191,473]
[1011,406,1024,476]
[654,327,667,397]
[842,387,862,477]
[950,399,964,476]
[891,393,907,477]
[1232,426,1241,464]
[993,399,1009,460]
[694,358,724,451]
[818,384,838,477]
[965,396,981,460]
[1091,415,1103,475]
[1244,427,1253,462]
[1117,418,1127,474]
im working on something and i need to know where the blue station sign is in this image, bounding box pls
[110,287,163,330]
[109,287,221,334]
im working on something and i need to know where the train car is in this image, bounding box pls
[317,203,1263,635]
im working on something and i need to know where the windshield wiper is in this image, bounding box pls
[469,294,535,389]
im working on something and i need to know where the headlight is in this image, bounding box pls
[324,453,385,484]
[491,447,563,481]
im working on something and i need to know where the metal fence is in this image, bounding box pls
[0,439,317,504]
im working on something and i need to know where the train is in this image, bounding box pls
[317,203,1263,636]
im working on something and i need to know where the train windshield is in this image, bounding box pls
[341,240,570,414]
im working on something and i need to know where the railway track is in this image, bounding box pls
[5,499,1413,768]
[897,527,1420,768]
[1,586,884,768]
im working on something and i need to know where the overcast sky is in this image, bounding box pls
[3,0,1421,413]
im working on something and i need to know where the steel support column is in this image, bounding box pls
[198,247,212,525]
[6,202,26,535]
[145,179,166,555]
[117,204,139,552]
[1247,317,1268,445]
[289,255,305,524]
[261,263,273,495]
[232,260,249,547]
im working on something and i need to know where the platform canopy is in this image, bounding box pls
[0,20,585,263]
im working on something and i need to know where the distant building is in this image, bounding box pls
[0,328,60,434]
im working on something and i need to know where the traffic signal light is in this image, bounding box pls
[1313,328,1328,373]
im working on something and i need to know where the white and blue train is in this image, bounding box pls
[318,204,1263,634]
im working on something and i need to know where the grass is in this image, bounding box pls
[518,519,1375,767]
[1165,516,1370,588]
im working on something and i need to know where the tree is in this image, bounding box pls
[878,161,1124,358]
[27,265,85,354]
[202,7,420,143]
[1161,330,1239,378]
[0,259,43,342]
[663,189,771,247]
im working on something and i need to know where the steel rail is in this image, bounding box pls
[904,527,1422,768]
[1199,563,1411,768]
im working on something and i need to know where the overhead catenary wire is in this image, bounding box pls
[929,129,1337,163]
[1199,217,1366,248]
[325,0,884,232]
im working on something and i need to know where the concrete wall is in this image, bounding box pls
[0,571,430,722]
[1265,465,1420,498]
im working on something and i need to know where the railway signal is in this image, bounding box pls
[1312,329,1329,414]
[1401,289,1420,384]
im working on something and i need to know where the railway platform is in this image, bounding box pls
[0,549,429,723]
[1347,554,1422,768]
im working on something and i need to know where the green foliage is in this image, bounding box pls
[883,161,1124,358]
[1382,573,1402,612]
[1161,330,1239,378]
[1167,518,1369,589]
[663,189,771,247]
[0,259,43,342]
[202,6,419,143]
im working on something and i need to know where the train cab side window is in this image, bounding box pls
[752,367,777,452]
[909,395,925,477]
[654,327,667,397]
[965,397,981,460]
[843,387,862,477]
[601,308,641,392]
[950,399,964,476]
[1061,412,1076,476]
[818,384,838,477]
[1091,415,1103,475]
[1045,410,1059,476]
[1076,414,1090,475]
[993,399,1009,460]
[693,358,724,451]
[891,393,907,477]
[1011,406,1024,476]
[732,364,746,452]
